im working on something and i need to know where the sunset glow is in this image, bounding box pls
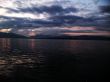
[63,31,110,36]
[0,28,12,33]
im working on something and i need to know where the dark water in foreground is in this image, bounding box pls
[0,38,110,81]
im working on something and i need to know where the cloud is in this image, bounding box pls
[0,0,110,33]
[99,6,110,13]
[0,6,18,13]
[48,15,85,26]
[6,5,78,16]
[0,14,108,28]
[0,16,63,28]
[96,5,110,27]
[0,15,95,28]
[10,27,110,36]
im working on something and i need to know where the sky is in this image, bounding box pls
[0,0,110,36]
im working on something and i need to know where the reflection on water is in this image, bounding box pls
[0,55,38,75]
[0,38,11,52]
[0,38,110,81]
[0,39,43,81]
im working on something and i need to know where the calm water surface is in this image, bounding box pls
[0,38,110,82]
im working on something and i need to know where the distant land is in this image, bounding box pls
[0,32,27,38]
[0,32,110,40]
[31,34,110,40]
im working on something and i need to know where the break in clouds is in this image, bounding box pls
[0,0,110,36]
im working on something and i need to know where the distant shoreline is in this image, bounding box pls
[0,32,110,40]
[0,37,110,41]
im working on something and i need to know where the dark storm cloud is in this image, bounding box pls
[0,16,30,28]
[0,15,99,28]
[0,3,110,28]
[49,15,100,27]
[7,5,78,15]
[0,16,63,28]
[98,1,110,28]
[0,15,79,28]
[50,15,83,21]
[100,6,110,13]
[49,15,85,26]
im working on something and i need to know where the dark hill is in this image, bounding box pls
[0,32,27,38]
[32,35,110,40]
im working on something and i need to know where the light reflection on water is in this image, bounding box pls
[0,53,40,76]
[0,38,110,81]
[0,39,42,77]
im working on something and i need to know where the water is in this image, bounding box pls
[0,38,110,81]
